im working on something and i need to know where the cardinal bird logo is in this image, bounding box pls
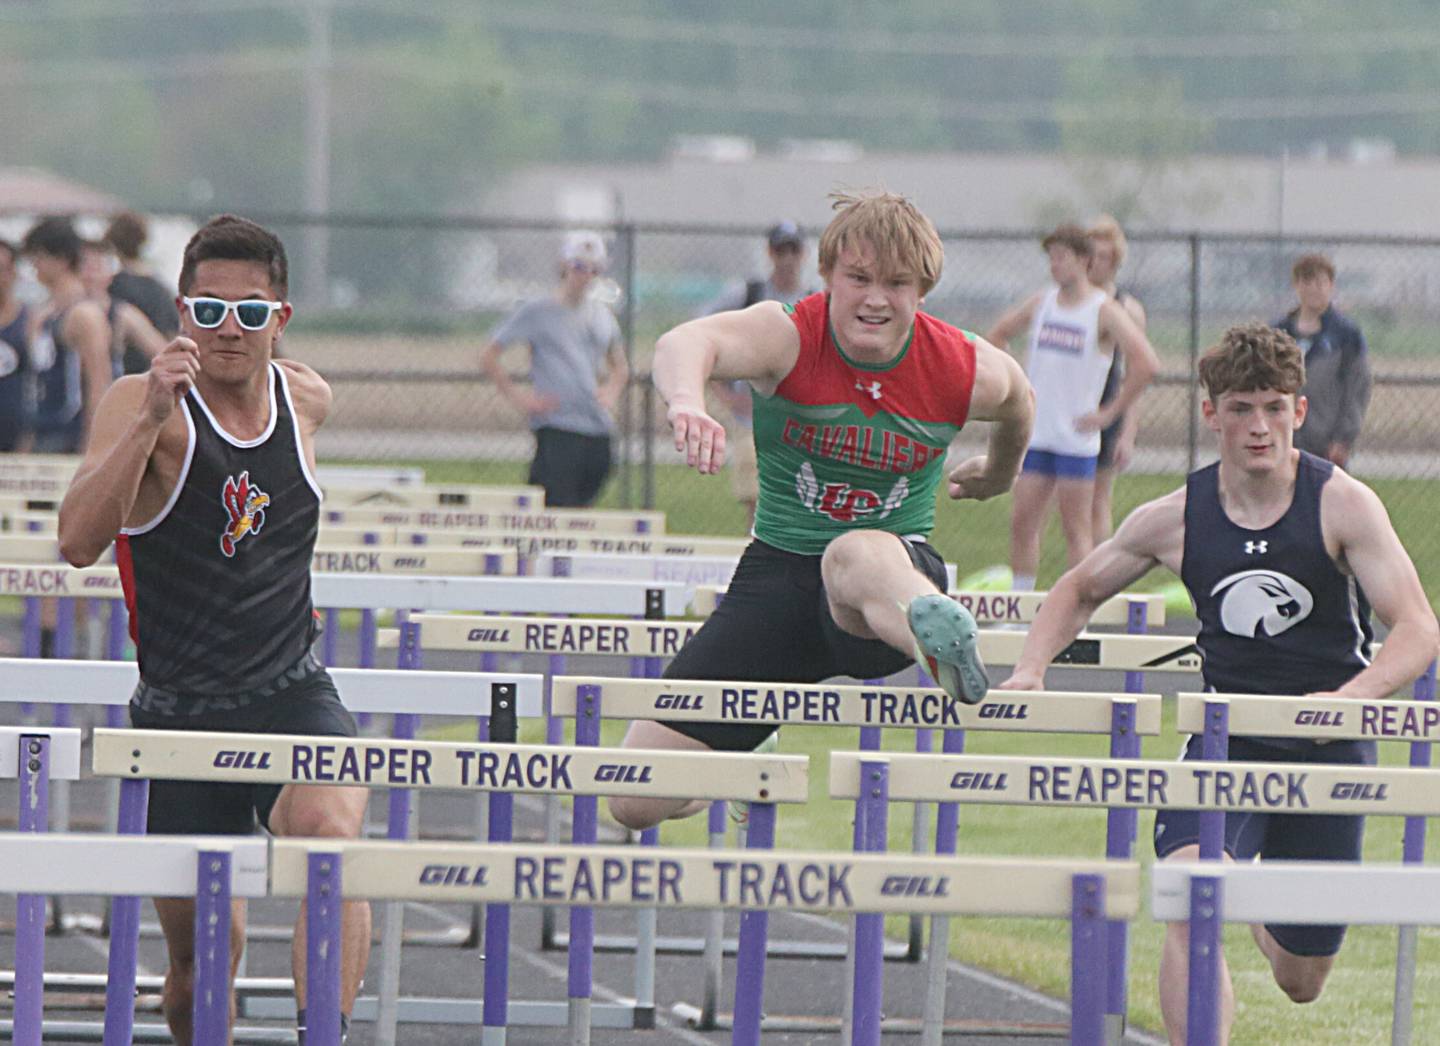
[219,471,271,558]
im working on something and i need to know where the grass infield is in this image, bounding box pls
[401,456,1440,1043]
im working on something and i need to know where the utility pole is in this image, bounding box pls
[303,0,332,309]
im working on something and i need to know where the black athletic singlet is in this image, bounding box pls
[117,363,323,698]
[0,303,29,450]
[1181,452,1373,709]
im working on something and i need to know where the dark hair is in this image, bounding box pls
[1291,252,1335,283]
[1041,223,1092,259]
[178,214,288,298]
[21,217,83,271]
[1198,322,1306,400]
[104,211,150,261]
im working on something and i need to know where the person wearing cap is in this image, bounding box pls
[699,221,817,523]
[481,231,629,507]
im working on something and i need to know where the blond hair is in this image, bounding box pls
[1087,214,1128,269]
[817,190,944,295]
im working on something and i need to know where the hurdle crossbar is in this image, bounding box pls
[0,727,82,781]
[319,505,663,533]
[550,676,1163,734]
[320,484,542,510]
[309,546,517,575]
[91,729,808,802]
[1177,691,1437,742]
[379,615,701,658]
[1154,861,1440,926]
[0,833,268,896]
[830,751,1440,814]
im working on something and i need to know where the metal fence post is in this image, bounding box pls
[1187,232,1202,472]
[619,221,638,509]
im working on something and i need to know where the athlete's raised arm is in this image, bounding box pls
[1318,471,1439,699]
[999,487,1185,690]
[652,301,801,475]
[984,290,1042,349]
[946,336,1034,501]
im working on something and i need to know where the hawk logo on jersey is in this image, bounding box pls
[220,471,271,558]
[796,461,909,523]
[1211,569,1314,639]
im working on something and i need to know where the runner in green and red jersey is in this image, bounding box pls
[609,190,1034,832]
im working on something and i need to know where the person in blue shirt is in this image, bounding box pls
[1000,322,1437,1044]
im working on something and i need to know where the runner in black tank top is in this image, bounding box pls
[57,215,370,1044]
[996,323,1438,1037]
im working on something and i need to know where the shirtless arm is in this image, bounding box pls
[984,292,1041,350]
[58,336,200,566]
[946,337,1034,501]
[1317,473,1439,700]
[65,301,113,439]
[274,358,332,476]
[999,488,1186,689]
[652,302,800,475]
[116,301,168,361]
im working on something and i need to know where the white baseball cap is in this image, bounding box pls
[560,230,608,271]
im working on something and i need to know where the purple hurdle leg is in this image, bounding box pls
[569,683,602,1037]
[730,802,777,1046]
[482,789,514,1042]
[919,726,966,1045]
[539,654,567,952]
[850,759,890,1046]
[322,607,340,667]
[50,602,75,728]
[1392,659,1437,1042]
[1199,701,1229,860]
[192,850,232,1046]
[103,777,149,1046]
[1104,685,1142,1039]
[1070,873,1108,1045]
[305,851,344,1046]
[13,735,51,1046]
[841,724,884,1042]
[1185,874,1222,1046]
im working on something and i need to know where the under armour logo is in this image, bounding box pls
[855,380,883,400]
[1244,541,1268,555]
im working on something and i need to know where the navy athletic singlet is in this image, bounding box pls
[117,363,323,697]
[1181,452,1373,742]
[31,306,84,447]
[0,303,29,450]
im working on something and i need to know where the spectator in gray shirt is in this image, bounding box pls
[481,231,629,507]
[1274,253,1372,468]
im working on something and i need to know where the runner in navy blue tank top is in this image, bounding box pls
[0,240,30,451]
[999,323,1437,1044]
[58,215,369,1045]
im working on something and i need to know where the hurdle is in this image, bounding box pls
[319,504,665,533]
[0,834,269,1046]
[319,482,545,510]
[831,747,1440,1044]
[271,836,1140,1046]
[90,722,808,1046]
[1153,861,1440,1046]
[1174,671,1438,1044]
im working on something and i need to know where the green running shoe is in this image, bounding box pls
[907,594,989,705]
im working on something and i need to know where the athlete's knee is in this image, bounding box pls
[1273,958,1330,1004]
[277,795,365,839]
[607,796,658,833]
[163,959,196,1013]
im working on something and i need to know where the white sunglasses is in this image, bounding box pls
[182,296,284,331]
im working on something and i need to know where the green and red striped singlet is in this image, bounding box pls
[752,293,977,555]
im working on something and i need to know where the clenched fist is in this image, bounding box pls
[145,337,201,424]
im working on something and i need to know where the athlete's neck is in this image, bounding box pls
[196,367,272,441]
[556,284,587,308]
[45,274,86,310]
[1295,305,1326,332]
[1056,277,1095,307]
[1216,451,1300,529]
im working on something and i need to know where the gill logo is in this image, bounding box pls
[220,471,271,557]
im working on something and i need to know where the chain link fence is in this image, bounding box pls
[7,210,1438,578]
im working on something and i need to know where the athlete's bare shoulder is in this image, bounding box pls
[275,358,332,429]
[1112,485,1186,572]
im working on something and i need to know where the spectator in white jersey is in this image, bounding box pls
[481,231,629,507]
[701,220,816,523]
[987,224,1157,588]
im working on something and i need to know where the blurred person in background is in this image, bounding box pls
[987,223,1157,588]
[1086,215,1149,540]
[79,238,168,379]
[480,231,629,508]
[701,220,817,524]
[105,210,180,375]
[0,239,32,452]
[1274,252,1371,468]
[20,217,113,453]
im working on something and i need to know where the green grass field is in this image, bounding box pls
[401,457,1440,1044]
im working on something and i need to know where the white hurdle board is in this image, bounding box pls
[319,485,545,510]
[550,677,1163,734]
[1177,692,1435,742]
[1154,862,1440,926]
[310,546,519,576]
[320,505,665,535]
[271,840,1140,919]
[979,629,1199,670]
[0,834,269,897]
[691,585,1166,626]
[0,658,545,717]
[382,615,702,658]
[92,730,809,803]
[0,727,82,780]
[830,751,1440,815]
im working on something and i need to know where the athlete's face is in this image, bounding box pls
[1204,387,1308,474]
[1088,241,1118,285]
[1047,245,1087,287]
[79,245,113,300]
[1294,272,1334,315]
[823,243,922,362]
[179,259,292,385]
[0,249,15,300]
